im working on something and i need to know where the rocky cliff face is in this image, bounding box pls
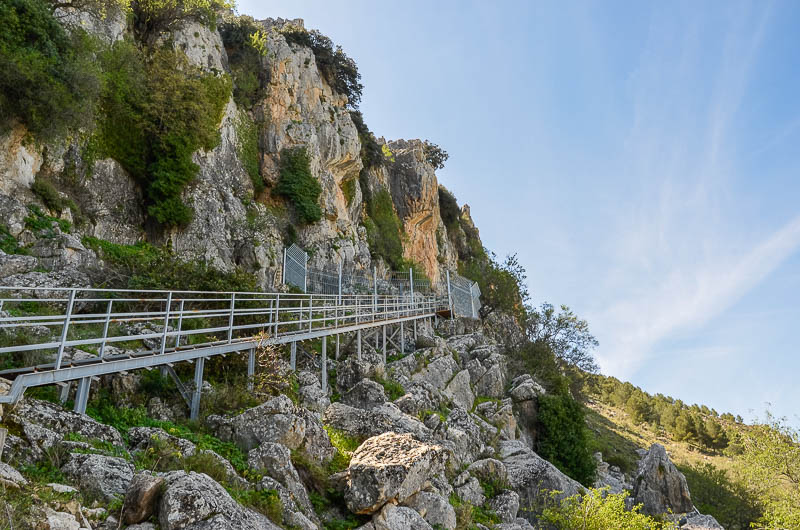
[0,13,467,289]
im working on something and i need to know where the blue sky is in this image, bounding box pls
[240,0,800,424]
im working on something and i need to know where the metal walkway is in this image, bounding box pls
[0,286,448,418]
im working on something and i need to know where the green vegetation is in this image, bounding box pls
[535,392,596,485]
[449,493,500,529]
[280,24,363,108]
[83,236,258,292]
[25,204,71,236]
[374,375,406,401]
[0,0,101,141]
[274,146,322,224]
[235,111,263,193]
[229,488,283,524]
[0,224,28,255]
[540,488,677,529]
[680,462,762,529]
[219,14,269,108]
[97,42,231,227]
[130,0,234,46]
[438,186,461,231]
[363,188,405,268]
[422,140,448,170]
[340,177,357,205]
[459,250,528,323]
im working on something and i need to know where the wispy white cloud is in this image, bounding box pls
[589,3,792,377]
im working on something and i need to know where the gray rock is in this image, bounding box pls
[11,398,123,446]
[158,471,279,530]
[411,353,459,391]
[594,452,633,495]
[499,440,581,522]
[43,508,81,530]
[248,442,315,517]
[475,363,505,398]
[489,490,520,523]
[61,453,134,501]
[402,490,457,530]
[443,369,475,411]
[682,510,725,529]
[128,426,197,457]
[0,250,37,278]
[297,370,331,413]
[345,432,447,514]
[0,462,27,488]
[122,473,164,525]
[370,502,434,530]
[509,375,545,403]
[342,379,387,409]
[468,458,508,485]
[323,401,431,441]
[633,443,694,516]
[455,475,485,506]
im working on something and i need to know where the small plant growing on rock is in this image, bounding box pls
[252,331,291,397]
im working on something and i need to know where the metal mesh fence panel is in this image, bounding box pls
[283,244,307,292]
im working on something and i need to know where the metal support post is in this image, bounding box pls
[382,325,387,363]
[338,261,343,305]
[55,289,77,370]
[190,357,205,420]
[160,292,173,355]
[99,299,112,359]
[290,341,297,370]
[247,348,256,392]
[227,293,236,344]
[400,321,405,353]
[357,329,362,360]
[309,296,313,332]
[282,248,287,285]
[59,382,71,404]
[321,335,327,394]
[373,266,378,316]
[414,320,417,342]
[274,294,280,337]
[336,334,340,360]
[73,377,90,414]
[409,267,414,316]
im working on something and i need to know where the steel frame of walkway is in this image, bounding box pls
[0,286,450,418]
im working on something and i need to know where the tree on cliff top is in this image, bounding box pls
[525,302,600,373]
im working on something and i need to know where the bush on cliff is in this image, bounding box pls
[0,0,101,141]
[536,392,597,485]
[274,146,322,224]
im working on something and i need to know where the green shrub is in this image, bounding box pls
[235,111,263,193]
[97,42,231,228]
[438,186,460,231]
[680,462,762,529]
[280,25,362,108]
[31,177,75,215]
[340,177,357,205]
[0,0,102,141]
[363,188,405,269]
[82,236,258,292]
[24,204,71,236]
[229,488,283,523]
[374,375,405,401]
[219,15,269,108]
[131,0,234,46]
[0,224,27,255]
[535,393,596,485]
[540,487,677,529]
[274,147,322,224]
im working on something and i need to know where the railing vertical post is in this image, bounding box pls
[282,247,287,285]
[59,382,71,404]
[357,329,362,360]
[174,299,185,349]
[290,341,296,370]
[409,268,414,315]
[190,357,205,420]
[227,293,236,344]
[308,295,313,332]
[373,266,377,317]
[321,335,327,393]
[55,289,77,370]
[303,252,308,293]
[338,261,343,305]
[99,299,112,359]
[274,294,280,338]
[400,321,405,354]
[247,347,255,392]
[382,325,387,363]
[160,292,173,355]
[446,270,453,321]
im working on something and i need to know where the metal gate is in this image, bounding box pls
[283,243,307,292]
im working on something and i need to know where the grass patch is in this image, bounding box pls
[274,146,321,224]
[229,488,283,523]
[374,375,405,401]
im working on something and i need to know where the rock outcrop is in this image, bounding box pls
[344,432,446,514]
[633,443,694,515]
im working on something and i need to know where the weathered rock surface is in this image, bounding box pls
[345,432,446,514]
[342,379,388,409]
[402,490,457,530]
[248,441,315,517]
[61,453,134,501]
[443,369,475,411]
[499,440,581,523]
[365,502,434,530]
[323,402,430,441]
[122,473,164,525]
[158,471,279,530]
[489,490,521,524]
[633,443,694,516]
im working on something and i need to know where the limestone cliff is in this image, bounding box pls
[0,10,478,291]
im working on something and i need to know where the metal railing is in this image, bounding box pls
[0,285,448,410]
